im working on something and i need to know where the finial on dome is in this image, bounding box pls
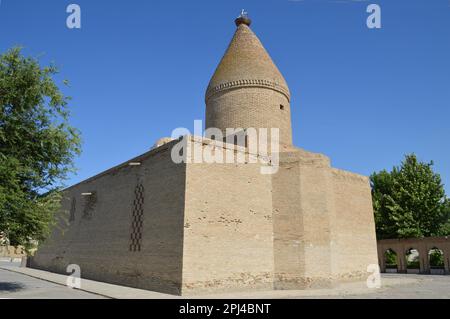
[235,9,251,27]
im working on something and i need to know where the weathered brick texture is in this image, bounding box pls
[30,18,378,295]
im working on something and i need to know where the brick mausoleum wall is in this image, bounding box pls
[271,148,378,289]
[181,139,275,294]
[29,137,379,295]
[272,149,335,289]
[330,168,378,282]
[30,141,186,295]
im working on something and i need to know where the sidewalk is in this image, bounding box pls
[1,263,433,299]
[0,264,176,299]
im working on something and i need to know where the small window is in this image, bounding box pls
[280,104,285,110]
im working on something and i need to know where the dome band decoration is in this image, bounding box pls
[206,78,291,102]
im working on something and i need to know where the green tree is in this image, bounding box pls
[384,249,397,268]
[0,47,81,251]
[429,249,445,268]
[371,154,450,239]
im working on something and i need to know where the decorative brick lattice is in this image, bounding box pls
[69,198,76,222]
[130,184,144,252]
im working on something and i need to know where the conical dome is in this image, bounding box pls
[205,16,293,147]
[205,23,290,102]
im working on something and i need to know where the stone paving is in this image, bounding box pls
[1,261,450,299]
[0,262,104,299]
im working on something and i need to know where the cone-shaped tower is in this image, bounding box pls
[205,15,293,146]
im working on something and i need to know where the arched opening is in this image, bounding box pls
[384,249,398,273]
[406,248,420,273]
[429,247,445,275]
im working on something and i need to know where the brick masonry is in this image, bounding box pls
[29,18,378,295]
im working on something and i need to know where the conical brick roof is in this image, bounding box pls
[206,22,290,102]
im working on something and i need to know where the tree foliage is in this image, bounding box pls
[0,47,81,250]
[371,154,450,239]
[384,249,397,267]
[429,249,445,268]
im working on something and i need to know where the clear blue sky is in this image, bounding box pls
[1,0,449,193]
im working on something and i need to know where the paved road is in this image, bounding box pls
[1,260,450,299]
[305,274,450,299]
[0,262,105,299]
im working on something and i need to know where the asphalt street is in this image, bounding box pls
[0,262,105,299]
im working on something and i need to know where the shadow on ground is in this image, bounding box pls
[0,282,25,292]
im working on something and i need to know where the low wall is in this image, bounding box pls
[0,245,26,259]
[378,237,450,275]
